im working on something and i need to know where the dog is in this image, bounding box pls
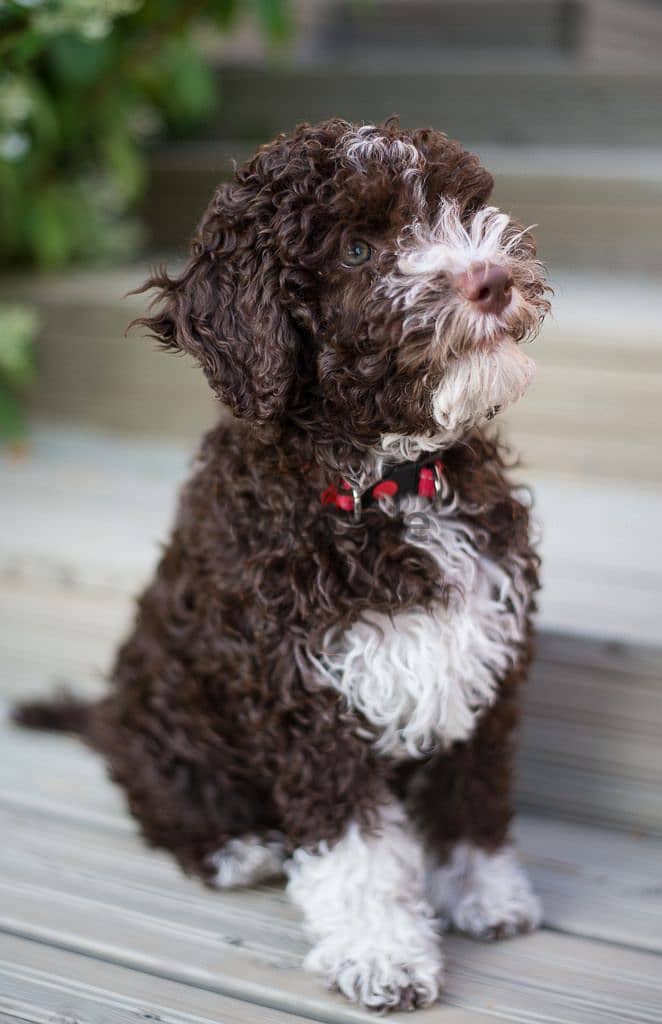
[15,118,550,1012]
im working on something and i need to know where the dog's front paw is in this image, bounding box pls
[305,931,444,1011]
[453,884,541,941]
[452,845,541,941]
[429,842,542,941]
[307,917,446,1011]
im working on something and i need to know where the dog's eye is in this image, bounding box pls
[342,240,372,267]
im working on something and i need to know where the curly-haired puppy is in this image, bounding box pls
[16,118,550,1012]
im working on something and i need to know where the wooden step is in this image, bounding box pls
[144,141,662,273]
[2,424,660,1020]
[208,62,662,147]
[0,266,218,442]
[3,570,660,835]
[0,934,316,1024]
[1,428,661,834]
[214,1,662,66]
[308,0,662,63]
[0,714,661,1023]
[2,268,661,487]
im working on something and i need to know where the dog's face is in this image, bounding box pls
[139,119,549,457]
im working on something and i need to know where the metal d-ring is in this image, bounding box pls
[432,461,443,498]
[352,487,362,522]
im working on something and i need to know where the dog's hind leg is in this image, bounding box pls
[209,833,286,888]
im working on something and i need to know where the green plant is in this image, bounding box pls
[0,0,290,270]
[0,0,288,442]
[0,304,37,441]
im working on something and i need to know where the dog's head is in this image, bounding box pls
[138,119,549,457]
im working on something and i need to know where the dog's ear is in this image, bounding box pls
[133,180,299,424]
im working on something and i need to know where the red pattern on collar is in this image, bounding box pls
[321,459,444,517]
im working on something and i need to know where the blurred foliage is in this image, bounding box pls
[0,0,288,440]
[0,305,37,441]
[0,0,290,270]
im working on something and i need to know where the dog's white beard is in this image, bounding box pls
[431,338,535,434]
[379,339,535,462]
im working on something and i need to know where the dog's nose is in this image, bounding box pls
[455,262,513,315]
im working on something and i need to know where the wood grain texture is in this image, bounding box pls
[2,264,662,481]
[144,139,662,273]
[2,578,662,1022]
[1,429,661,833]
[3,427,662,642]
[3,577,661,833]
[210,64,662,148]
[1,732,661,1024]
[0,934,320,1024]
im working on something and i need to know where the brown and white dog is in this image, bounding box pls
[16,118,550,1012]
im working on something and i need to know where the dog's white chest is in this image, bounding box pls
[318,499,532,759]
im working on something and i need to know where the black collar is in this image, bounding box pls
[320,453,444,520]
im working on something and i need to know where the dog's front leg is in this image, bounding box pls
[286,797,444,1012]
[409,686,542,941]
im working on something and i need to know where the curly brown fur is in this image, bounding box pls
[12,688,93,736]
[16,118,550,1012]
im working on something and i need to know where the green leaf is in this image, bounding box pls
[0,303,37,389]
[0,0,293,271]
[255,0,291,41]
[102,127,146,203]
[147,38,217,130]
[48,33,114,88]
[0,381,28,441]
[206,0,240,30]
[25,186,76,269]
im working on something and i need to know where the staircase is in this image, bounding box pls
[2,0,660,823]
[1,6,661,1019]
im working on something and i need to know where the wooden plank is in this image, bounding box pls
[3,585,662,833]
[515,816,662,953]
[515,629,662,833]
[0,886,475,1024]
[3,428,662,642]
[1,722,662,956]
[145,139,662,273]
[0,837,660,1024]
[536,630,662,678]
[211,65,662,148]
[1,818,661,1024]
[0,727,127,827]
[0,791,661,958]
[1,721,662,1021]
[0,270,216,442]
[0,934,321,1024]
[0,433,187,595]
[3,429,662,835]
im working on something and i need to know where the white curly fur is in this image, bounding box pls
[286,798,443,1010]
[374,200,542,448]
[340,124,422,174]
[210,834,286,888]
[427,842,542,939]
[314,491,532,759]
[432,337,535,433]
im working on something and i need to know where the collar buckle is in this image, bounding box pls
[432,459,443,497]
[350,487,362,523]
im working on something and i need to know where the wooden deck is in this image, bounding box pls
[1,428,661,1023]
[1,719,662,1024]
